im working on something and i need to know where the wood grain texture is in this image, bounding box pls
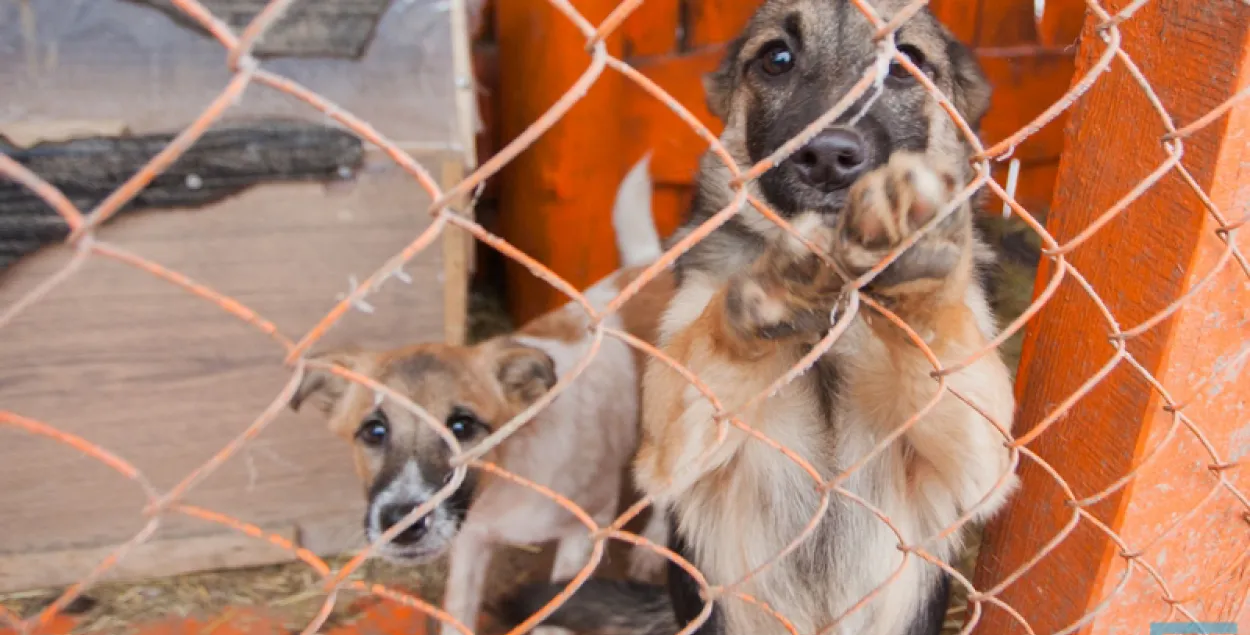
[971,2,1250,632]
[442,159,471,346]
[0,525,299,593]
[123,0,392,59]
[0,0,459,144]
[0,0,471,592]
[0,121,364,271]
[0,166,447,590]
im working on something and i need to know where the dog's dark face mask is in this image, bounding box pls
[704,0,991,219]
[288,340,557,564]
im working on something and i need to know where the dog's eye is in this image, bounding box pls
[356,411,389,447]
[758,41,795,76]
[889,45,927,81]
[446,409,480,441]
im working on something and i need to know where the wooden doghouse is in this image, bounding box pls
[0,0,477,592]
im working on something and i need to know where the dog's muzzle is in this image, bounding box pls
[377,502,432,545]
[786,127,870,193]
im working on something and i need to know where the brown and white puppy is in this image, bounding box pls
[503,2,1017,635]
[291,156,675,635]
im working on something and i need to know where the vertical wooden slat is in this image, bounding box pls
[972,2,1250,633]
[978,52,1076,219]
[495,0,627,323]
[442,158,470,345]
[620,47,724,236]
[1036,0,1087,48]
[621,0,682,57]
[929,0,982,44]
[975,0,1040,47]
[686,0,760,48]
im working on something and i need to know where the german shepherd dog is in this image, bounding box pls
[502,1,1017,634]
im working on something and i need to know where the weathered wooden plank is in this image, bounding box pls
[124,0,393,59]
[0,120,363,271]
[686,0,759,48]
[621,0,683,57]
[0,166,444,590]
[0,525,299,593]
[972,2,1250,632]
[1036,0,1087,48]
[929,0,981,44]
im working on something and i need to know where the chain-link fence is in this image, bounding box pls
[1,0,1247,634]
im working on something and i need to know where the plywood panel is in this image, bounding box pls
[0,0,459,146]
[0,525,300,592]
[0,161,446,589]
[0,0,471,591]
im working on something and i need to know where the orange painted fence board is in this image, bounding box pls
[494,0,1082,321]
[971,1,1250,632]
[495,0,628,322]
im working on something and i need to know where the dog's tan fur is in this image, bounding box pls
[634,3,1017,634]
[290,157,677,635]
[504,3,1017,635]
[291,264,676,635]
[638,156,1015,635]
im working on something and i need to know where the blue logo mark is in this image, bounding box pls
[1150,623,1238,635]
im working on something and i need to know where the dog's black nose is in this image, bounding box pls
[379,504,430,545]
[789,128,869,190]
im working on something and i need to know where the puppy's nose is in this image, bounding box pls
[789,128,869,190]
[379,504,430,545]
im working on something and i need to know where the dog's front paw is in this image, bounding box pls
[834,153,972,294]
[725,214,844,341]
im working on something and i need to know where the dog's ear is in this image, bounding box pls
[492,341,557,405]
[942,30,992,129]
[703,36,745,121]
[291,351,367,415]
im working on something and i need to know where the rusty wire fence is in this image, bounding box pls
[1,0,1248,634]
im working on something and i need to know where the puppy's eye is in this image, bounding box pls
[446,409,480,441]
[356,411,389,447]
[889,45,927,81]
[758,41,795,76]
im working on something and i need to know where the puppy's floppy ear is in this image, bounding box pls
[703,36,745,121]
[492,340,557,404]
[291,351,367,415]
[942,27,992,129]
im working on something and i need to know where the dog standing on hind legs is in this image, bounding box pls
[501,1,1019,634]
[289,155,672,635]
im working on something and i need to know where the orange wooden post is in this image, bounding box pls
[972,2,1250,633]
[1034,0,1087,49]
[495,0,627,323]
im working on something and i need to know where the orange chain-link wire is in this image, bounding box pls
[1,0,1247,634]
